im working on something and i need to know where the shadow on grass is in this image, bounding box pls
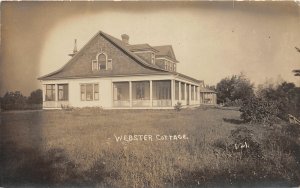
[0,142,106,187]
[223,118,244,125]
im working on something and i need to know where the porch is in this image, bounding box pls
[112,80,200,108]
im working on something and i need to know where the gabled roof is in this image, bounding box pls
[38,31,199,84]
[153,45,178,63]
[199,87,217,93]
[127,44,159,53]
[101,32,167,70]
[39,31,168,80]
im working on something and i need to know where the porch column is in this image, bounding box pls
[171,79,175,106]
[189,85,191,105]
[55,84,58,108]
[179,82,181,102]
[197,87,200,104]
[42,84,45,102]
[150,80,153,107]
[193,86,197,104]
[184,83,187,104]
[129,81,132,107]
[55,84,58,101]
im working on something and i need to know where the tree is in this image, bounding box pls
[256,81,300,120]
[216,73,254,104]
[231,73,255,101]
[293,47,300,76]
[216,76,236,103]
[27,89,43,104]
[1,91,27,110]
[240,96,279,125]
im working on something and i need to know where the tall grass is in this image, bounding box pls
[1,107,299,187]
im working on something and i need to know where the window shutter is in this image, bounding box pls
[107,59,113,70]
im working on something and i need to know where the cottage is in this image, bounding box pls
[38,31,215,109]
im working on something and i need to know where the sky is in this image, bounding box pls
[1,1,300,96]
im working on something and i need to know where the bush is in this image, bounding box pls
[174,101,182,111]
[28,89,42,104]
[240,96,279,125]
[224,99,243,107]
[1,91,27,110]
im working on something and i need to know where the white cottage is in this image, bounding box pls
[38,31,208,109]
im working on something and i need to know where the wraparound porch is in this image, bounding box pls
[112,80,200,108]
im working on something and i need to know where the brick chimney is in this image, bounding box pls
[121,34,129,45]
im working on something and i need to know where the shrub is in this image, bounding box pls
[27,89,42,104]
[228,127,262,159]
[224,99,243,107]
[240,96,279,125]
[1,91,27,110]
[174,101,182,111]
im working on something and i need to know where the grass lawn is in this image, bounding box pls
[1,106,299,187]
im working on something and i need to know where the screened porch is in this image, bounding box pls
[112,80,172,107]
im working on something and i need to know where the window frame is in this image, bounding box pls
[175,81,179,100]
[91,52,112,71]
[80,83,99,101]
[45,84,56,101]
[58,84,69,101]
[151,53,155,64]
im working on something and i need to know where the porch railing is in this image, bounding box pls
[152,100,172,107]
[43,101,69,108]
[113,100,130,107]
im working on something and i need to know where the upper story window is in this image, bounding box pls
[98,54,106,70]
[92,51,112,71]
[151,53,155,64]
[164,60,175,72]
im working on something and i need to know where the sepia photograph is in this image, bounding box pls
[1,1,300,187]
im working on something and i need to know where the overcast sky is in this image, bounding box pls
[1,1,300,96]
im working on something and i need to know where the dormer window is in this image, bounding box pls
[98,53,106,70]
[151,53,155,64]
[92,51,112,71]
[164,60,175,71]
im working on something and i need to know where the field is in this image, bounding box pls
[1,107,300,187]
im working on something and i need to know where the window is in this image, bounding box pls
[152,80,171,100]
[92,60,98,70]
[80,83,99,101]
[92,52,112,71]
[181,82,185,100]
[94,84,99,100]
[107,59,112,70]
[173,64,176,72]
[132,81,150,100]
[98,54,106,70]
[175,81,179,100]
[81,84,86,101]
[113,82,129,101]
[136,84,144,99]
[46,84,55,101]
[151,53,155,64]
[58,84,68,101]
